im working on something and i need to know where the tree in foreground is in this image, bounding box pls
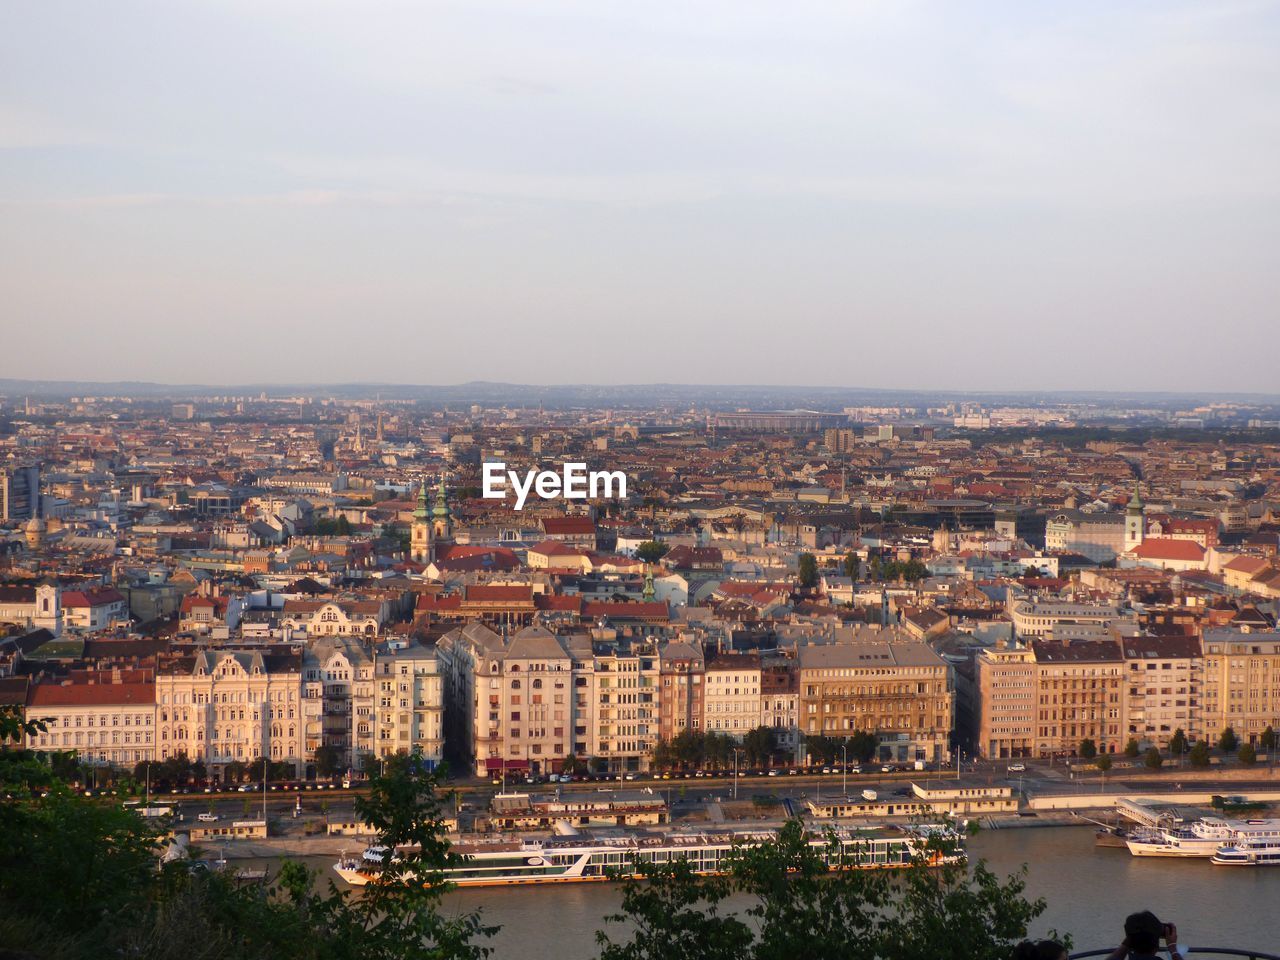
[1078,739,1097,760]
[1143,747,1163,770]
[1095,754,1112,773]
[0,738,495,960]
[1238,742,1258,766]
[1123,739,1140,758]
[597,820,1054,960]
[1169,728,1187,756]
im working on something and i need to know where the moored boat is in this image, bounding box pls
[334,824,962,888]
[1125,816,1280,858]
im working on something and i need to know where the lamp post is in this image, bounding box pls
[842,743,848,798]
[733,748,742,800]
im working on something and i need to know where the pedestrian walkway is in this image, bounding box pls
[706,801,726,823]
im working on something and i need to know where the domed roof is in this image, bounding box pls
[25,516,46,532]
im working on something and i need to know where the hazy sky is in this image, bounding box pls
[2,1,1278,391]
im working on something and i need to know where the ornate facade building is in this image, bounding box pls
[155,646,304,776]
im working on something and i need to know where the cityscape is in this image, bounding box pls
[3,385,1280,956]
[4,1,1280,958]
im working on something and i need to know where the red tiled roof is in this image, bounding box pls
[1130,538,1206,562]
[60,586,126,608]
[28,681,155,707]
[542,517,596,535]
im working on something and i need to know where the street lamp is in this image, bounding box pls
[733,748,742,800]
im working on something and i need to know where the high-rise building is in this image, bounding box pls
[0,464,40,521]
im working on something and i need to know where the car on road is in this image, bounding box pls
[238,784,256,792]
[880,764,895,773]
[197,812,219,823]
[1008,762,1027,773]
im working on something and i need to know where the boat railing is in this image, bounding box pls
[1072,949,1280,960]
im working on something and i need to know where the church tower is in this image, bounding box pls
[410,480,434,564]
[431,477,454,543]
[1124,483,1145,553]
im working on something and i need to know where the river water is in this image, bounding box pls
[441,827,1280,958]
[262,827,1280,958]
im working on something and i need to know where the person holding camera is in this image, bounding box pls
[1103,910,1185,960]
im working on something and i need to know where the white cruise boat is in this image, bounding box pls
[1211,838,1280,866]
[334,825,962,888]
[1125,816,1237,857]
[1127,816,1280,858]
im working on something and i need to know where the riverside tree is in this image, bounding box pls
[596,819,1054,960]
[0,722,496,960]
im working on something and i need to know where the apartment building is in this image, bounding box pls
[1044,510,1125,563]
[437,624,574,777]
[975,641,1037,760]
[582,639,660,773]
[1201,628,1280,745]
[1120,636,1201,749]
[372,640,444,767]
[703,652,762,738]
[155,646,304,776]
[798,634,953,763]
[302,636,375,771]
[657,640,705,741]
[1009,598,1136,642]
[25,670,156,767]
[1031,640,1124,757]
[760,662,801,759]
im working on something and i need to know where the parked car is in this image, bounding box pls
[1008,762,1027,773]
[197,812,220,823]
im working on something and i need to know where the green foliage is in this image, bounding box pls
[842,552,861,580]
[1095,754,1112,773]
[651,729,742,770]
[1123,738,1140,758]
[1261,726,1277,751]
[635,541,670,564]
[1188,740,1211,768]
[1238,742,1258,766]
[0,750,495,960]
[1170,728,1187,756]
[805,732,877,765]
[1078,739,1097,760]
[1219,727,1240,754]
[1143,747,1163,770]
[597,820,1053,960]
[314,743,345,777]
[797,553,819,589]
[742,726,777,767]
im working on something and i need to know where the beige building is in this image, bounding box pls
[156,646,304,776]
[1031,640,1124,757]
[373,640,444,768]
[1201,628,1280,745]
[798,632,953,764]
[303,636,375,772]
[975,641,1037,760]
[26,671,156,767]
[1120,636,1201,749]
[437,624,574,777]
[703,653,762,738]
[579,638,661,773]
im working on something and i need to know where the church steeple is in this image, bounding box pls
[1124,481,1145,553]
[410,479,433,563]
[431,477,454,542]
